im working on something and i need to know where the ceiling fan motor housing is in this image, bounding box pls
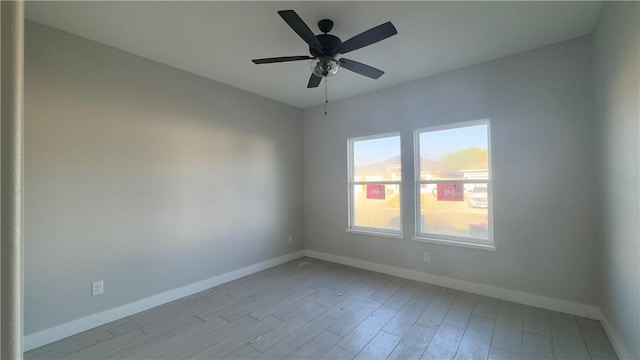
[310,34,342,57]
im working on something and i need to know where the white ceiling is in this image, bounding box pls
[25,1,602,109]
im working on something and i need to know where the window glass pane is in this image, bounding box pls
[419,182,489,240]
[419,124,489,181]
[353,184,401,231]
[353,136,401,182]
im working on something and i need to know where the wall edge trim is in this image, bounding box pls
[24,250,305,351]
[599,311,634,360]
[304,249,601,318]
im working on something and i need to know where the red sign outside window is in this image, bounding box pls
[366,184,386,199]
[437,184,464,201]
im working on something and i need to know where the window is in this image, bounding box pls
[348,133,402,236]
[414,121,493,249]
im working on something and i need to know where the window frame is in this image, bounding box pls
[412,120,495,250]
[347,132,403,238]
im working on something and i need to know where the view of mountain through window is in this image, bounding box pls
[349,134,401,234]
[347,122,491,246]
[416,122,492,245]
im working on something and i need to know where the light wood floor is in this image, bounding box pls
[26,257,618,360]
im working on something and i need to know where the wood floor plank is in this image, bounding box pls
[99,316,209,359]
[334,268,370,294]
[25,317,131,359]
[127,292,209,323]
[110,292,232,338]
[153,315,259,359]
[120,317,228,359]
[218,274,274,299]
[307,287,345,308]
[373,277,408,299]
[327,287,383,319]
[421,322,465,360]
[384,280,421,309]
[383,294,432,337]
[365,273,394,290]
[28,330,114,360]
[454,315,494,360]
[322,305,398,359]
[523,305,551,337]
[220,290,293,323]
[286,330,343,360]
[416,287,458,329]
[260,259,306,280]
[251,287,317,320]
[443,292,477,328]
[256,315,335,359]
[132,293,235,334]
[353,330,400,360]
[272,297,324,321]
[386,323,437,360]
[348,271,392,292]
[576,317,618,359]
[326,295,387,336]
[491,301,523,355]
[322,266,366,291]
[222,344,261,360]
[488,346,521,360]
[548,311,591,360]
[522,331,552,360]
[65,329,145,359]
[251,302,327,352]
[472,295,498,320]
[270,266,325,292]
[197,288,278,322]
[141,295,233,335]
[414,282,442,300]
[190,317,283,359]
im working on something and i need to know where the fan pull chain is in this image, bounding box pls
[324,76,329,118]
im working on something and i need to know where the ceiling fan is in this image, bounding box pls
[252,10,398,88]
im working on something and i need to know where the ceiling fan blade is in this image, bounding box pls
[252,56,313,64]
[339,58,384,79]
[278,10,323,53]
[307,74,323,88]
[336,22,397,54]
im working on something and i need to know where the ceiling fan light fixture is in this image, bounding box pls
[310,58,340,77]
[252,10,397,89]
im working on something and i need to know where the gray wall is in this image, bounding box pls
[593,2,640,358]
[24,21,303,335]
[303,37,599,305]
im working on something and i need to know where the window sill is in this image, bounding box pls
[346,228,404,240]
[411,236,497,251]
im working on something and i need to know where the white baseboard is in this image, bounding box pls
[599,313,634,360]
[24,250,305,351]
[304,249,602,320]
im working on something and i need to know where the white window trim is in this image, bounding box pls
[411,236,497,251]
[413,119,494,248]
[347,132,403,237]
[346,228,404,240]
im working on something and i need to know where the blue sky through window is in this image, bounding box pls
[420,124,488,160]
[353,124,488,165]
[354,136,400,166]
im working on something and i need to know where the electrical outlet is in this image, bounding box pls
[288,235,293,244]
[92,280,104,296]
[424,252,431,262]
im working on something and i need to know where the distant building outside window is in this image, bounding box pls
[414,120,494,249]
[347,133,402,236]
